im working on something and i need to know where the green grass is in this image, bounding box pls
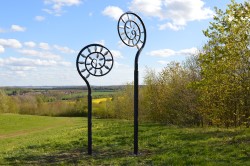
[0,114,249,165]
[0,114,67,135]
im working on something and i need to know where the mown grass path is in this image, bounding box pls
[0,114,70,139]
[0,114,249,165]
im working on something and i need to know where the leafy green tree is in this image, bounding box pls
[141,62,201,125]
[198,0,250,127]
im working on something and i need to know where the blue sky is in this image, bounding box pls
[0,0,246,86]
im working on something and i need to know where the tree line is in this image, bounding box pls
[0,90,89,117]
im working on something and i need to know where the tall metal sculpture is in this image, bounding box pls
[76,44,114,155]
[118,12,147,155]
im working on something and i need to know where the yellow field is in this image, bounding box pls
[92,98,111,104]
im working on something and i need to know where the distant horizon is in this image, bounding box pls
[0,84,140,88]
[0,85,123,87]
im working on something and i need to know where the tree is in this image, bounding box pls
[198,0,250,127]
[141,62,201,125]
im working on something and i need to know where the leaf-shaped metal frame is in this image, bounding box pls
[118,11,147,155]
[118,12,146,50]
[76,44,114,79]
[76,43,114,155]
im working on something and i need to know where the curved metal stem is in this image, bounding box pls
[134,49,143,155]
[134,23,146,156]
[81,77,92,155]
[87,91,92,155]
[134,64,139,155]
[118,11,146,155]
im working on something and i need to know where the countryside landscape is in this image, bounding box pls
[1,0,250,165]
[0,86,250,165]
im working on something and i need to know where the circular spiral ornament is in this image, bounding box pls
[76,44,114,79]
[118,12,146,49]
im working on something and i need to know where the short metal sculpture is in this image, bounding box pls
[76,44,114,155]
[118,11,146,155]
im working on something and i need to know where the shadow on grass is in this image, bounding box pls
[4,148,152,165]
[4,141,86,165]
[3,139,152,165]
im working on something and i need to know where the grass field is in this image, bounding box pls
[0,114,249,165]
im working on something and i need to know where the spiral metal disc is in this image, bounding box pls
[76,44,114,79]
[118,12,146,49]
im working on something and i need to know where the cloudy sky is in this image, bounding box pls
[0,0,245,86]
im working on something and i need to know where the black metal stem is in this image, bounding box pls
[134,27,146,156]
[134,49,141,155]
[82,78,92,155]
[87,90,92,155]
[134,66,139,155]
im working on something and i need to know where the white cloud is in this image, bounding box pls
[110,50,123,59]
[102,6,124,20]
[114,61,129,69]
[129,0,214,30]
[118,41,126,48]
[35,16,45,21]
[159,22,183,31]
[1,55,136,86]
[0,39,22,48]
[43,0,82,16]
[25,42,75,54]
[157,60,169,65]
[130,0,162,18]
[8,66,36,71]
[149,47,198,57]
[15,71,27,77]
[0,58,3,65]
[58,61,71,66]
[18,49,61,60]
[24,41,36,48]
[18,49,38,56]
[178,47,198,55]
[0,56,72,85]
[11,25,26,32]
[0,45,4,53]
[0,57,55,67]
[43,9,54,15]
[0,57,70,67]
[53,45,76,54]
[39,42,50,50]
[149,49,176,57]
